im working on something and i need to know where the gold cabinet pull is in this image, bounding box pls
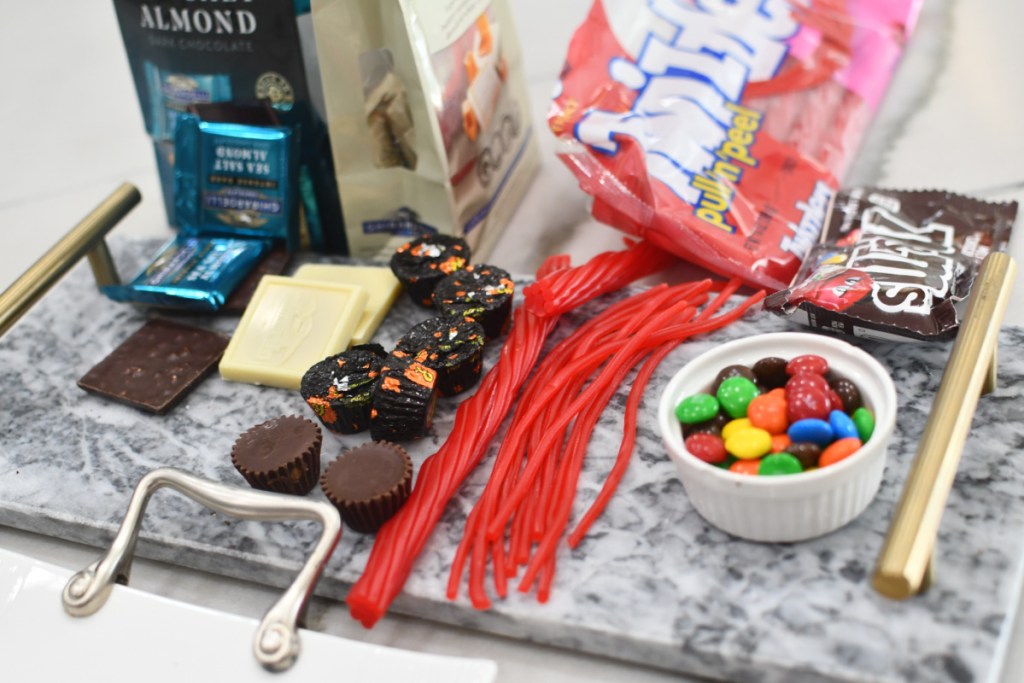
[873,252,1017,599]
[0,183,139,338]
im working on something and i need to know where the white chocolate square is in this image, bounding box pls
[292,264,402,346]
[219,275,368,390]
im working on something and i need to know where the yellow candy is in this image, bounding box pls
[721,418,752,441]
[725,427,772,460]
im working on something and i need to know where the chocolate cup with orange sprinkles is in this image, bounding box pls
[231,415,322,495]
[300,347,386,434]
[433,264,514,341]
[394,315,485,397]
[370,352,439,442]
[320,441,413,533]
[389,234,470,307]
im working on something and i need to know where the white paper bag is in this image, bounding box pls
[311,0,539,260]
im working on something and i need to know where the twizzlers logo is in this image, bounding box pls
[574,0,798,232]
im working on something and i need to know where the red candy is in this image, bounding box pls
[685,433,727,464]
[827,389,845,413]
[785,372,830,395]
[786,354,829,376]
[786,386,831,422]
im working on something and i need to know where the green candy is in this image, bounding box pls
[716,376,759,418]
[852,407,875,442]
[675,393,720,424]
[759,452,803,476]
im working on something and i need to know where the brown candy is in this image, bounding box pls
[752,356,789,390]
[711,364,757,394]
[830,377,863,413]
[682,411,731,438]
[786,442,822,470]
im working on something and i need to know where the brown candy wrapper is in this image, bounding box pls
[764,188,1017,342]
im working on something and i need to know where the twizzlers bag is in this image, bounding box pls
[549,0,923,290]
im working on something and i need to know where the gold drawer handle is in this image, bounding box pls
[0,183,139,338]
[873,252,1017,599]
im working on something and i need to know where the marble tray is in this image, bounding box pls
[2,237,1023,683]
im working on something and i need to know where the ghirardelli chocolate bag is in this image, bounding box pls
[310,0,539,262]
[764,188,1017,342]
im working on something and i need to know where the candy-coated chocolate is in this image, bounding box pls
[685,433,727,464]
[675,392,720,424]
[716,376,759,418]
[785,372,830,396]
[729,459,761,476]
[827,389,844,413]
[786,385,831,422]
[747,393,788,435]
[786,441,822,469]
[759,452,803,476]
[831,377,863,412]
[786,354,829,376]
[725,427,772,460]
[715,455,738,470]
[852,407,875,442]
[752,356,788,389]
[682,411,730,437]
[819,437,862,467]
[829,410,859,440]
[721,417,752,441]
[712,364,757,394]
[788,418,834,446]
[770,433,791,453]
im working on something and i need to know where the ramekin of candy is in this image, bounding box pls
[657,332,897,542]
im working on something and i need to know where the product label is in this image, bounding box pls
[573,0,797,223]
[844,207,957,315]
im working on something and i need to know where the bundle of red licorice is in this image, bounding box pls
[347,240,764,626]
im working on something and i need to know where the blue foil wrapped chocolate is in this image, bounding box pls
[174,108,300,250]
[101,235,270,311]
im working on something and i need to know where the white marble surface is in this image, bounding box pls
[1,1,1024,682]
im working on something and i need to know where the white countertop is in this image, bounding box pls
[2,0,1023,681]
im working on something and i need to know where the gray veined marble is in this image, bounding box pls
[1,237,1023,683]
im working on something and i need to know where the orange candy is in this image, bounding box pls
[770,433,791,453]
[729,459,761,476]
[746,393,788,435]
[819,437,862,467]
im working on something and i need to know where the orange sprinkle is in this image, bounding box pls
[405,363,436,389]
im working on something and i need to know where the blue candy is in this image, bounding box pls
[829,410,859,440]
[788,418,834,446]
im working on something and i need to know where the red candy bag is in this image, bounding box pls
[549,0,922,290]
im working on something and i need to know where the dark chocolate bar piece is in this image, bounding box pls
[221,246,291,314]
[77,318,229,414]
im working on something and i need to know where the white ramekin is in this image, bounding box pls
[657,332,897,542]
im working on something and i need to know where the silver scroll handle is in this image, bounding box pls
[61,467,342,672]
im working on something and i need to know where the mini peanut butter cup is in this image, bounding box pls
[320,441,413,533]
[231,415,322,495]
